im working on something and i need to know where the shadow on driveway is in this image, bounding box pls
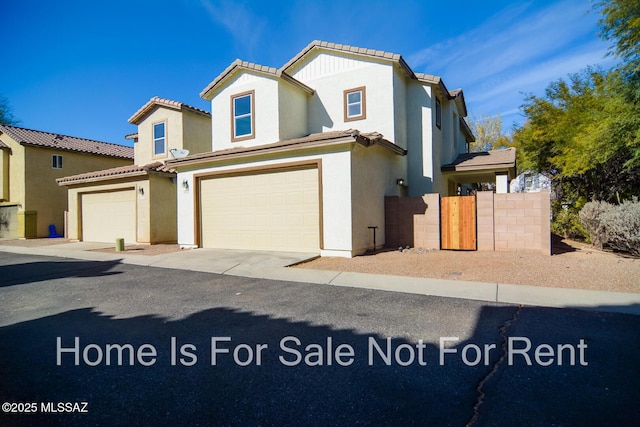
[0,260,122,288]
[1,302,639,426]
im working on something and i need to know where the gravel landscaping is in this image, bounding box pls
[296,236,640,293]
[3,236,637,293]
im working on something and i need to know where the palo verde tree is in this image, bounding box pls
[467,114,511,152]
[513,68,640,204]
[512,1,640,239]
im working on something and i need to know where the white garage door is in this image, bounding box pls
[199,167,320,252]
[82,189,136,243]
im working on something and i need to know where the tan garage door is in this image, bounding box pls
[199,167,320,252]
[82,189,136,243]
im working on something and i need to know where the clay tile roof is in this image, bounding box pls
[281,40,405,72]
[166,129,405,167]
[442,148,516,172]
[128,96,211,125]
[0,124,133,159]
[200,59,312,100]
[57,161,175,185]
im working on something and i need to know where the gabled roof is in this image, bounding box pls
[128,97,211,125]
[166,129,406,167]
[200,40,469,117]
[441,148,516,172]
[0,124,133,159]
[200,59,314,100]
[57,161,175,186]
[281,40,466,108]
[281,40,414,76]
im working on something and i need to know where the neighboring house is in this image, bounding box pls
[510,170,552,194]
[166,41,515,257]
[57,97,211,244]
[0,124,133,239]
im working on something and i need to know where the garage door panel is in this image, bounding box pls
[82,190,136,243]
[200,168,319,252]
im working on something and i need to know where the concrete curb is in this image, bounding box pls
[2,245,639,316]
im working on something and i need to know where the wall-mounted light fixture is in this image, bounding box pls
[138,187,144,196]
[396,178,406,187]
[182,179,189,190]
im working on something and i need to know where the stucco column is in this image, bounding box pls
[495,172,509,194]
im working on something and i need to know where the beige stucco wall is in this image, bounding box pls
[176,144,369,257]
[278,81,308,142]
[135,108,184,165]
[182,110,213,156]
[350,144,405,253]
[23,146,132,237]
[291,51,397,142]
[406,82,434,196]
[149,173,177,243]
[211,72,281,150]
[65,173,176,244]
[66,179,142,241]
[392,70,408,150]
[0,134,26,209]
[0,148,9,201]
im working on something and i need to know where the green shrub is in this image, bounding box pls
[551,204,587,240]
[579,198,640,256]
[578,201,614,248]
[601,198,640,256]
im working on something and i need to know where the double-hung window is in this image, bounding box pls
[344,86,366,122]
[153,122,166,156]
[232,90,254,141]
[52,154,63,169]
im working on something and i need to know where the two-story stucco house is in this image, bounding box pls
[167,40,515,257]
[0,124,133,239]
[57,97,211,244]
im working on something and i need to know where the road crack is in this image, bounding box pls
[465,304,523,427]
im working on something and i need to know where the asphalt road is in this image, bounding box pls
[0,251,638,426]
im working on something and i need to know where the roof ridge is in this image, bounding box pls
[0,123,126,148]
[281,40,408,74]
[57,161,175,185]
[128,96,210,124]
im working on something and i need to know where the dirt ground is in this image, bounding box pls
[296,236,640,293]
[3,237,638,293]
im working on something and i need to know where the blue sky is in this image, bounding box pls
[1,0,616,146]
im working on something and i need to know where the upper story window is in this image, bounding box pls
[344,86,366,122]
[153,122,166,156]
[52,154,63,169]
[435,98,442,129]
[231,90,255,142]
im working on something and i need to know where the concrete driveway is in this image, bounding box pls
[1,251,639,426]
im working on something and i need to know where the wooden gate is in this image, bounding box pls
[440,196,477,250]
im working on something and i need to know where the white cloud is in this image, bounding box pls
[408,0,615,123]
[410,0,600,84]
[200,0,266,54]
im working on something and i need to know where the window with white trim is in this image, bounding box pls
[344,86,366,121]
[232,91,254,141]
[52,154,63,169]
[153,122,166,156]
